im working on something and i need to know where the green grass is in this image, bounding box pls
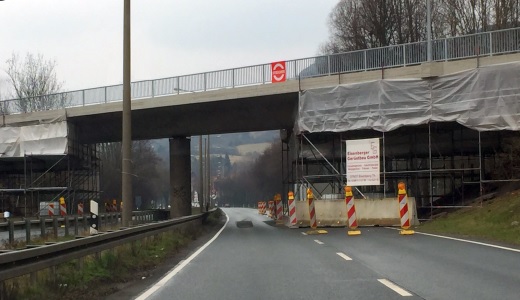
[418,192,520,245]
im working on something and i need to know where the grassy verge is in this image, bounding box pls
[417,192,520,245]
[1,210,223,300]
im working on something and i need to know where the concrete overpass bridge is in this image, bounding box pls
[1,27,520,218]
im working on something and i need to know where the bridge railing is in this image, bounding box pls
[1,27,519,115]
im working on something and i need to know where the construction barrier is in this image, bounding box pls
[59,197,67,216]
[398,182,415,235]
[78,202,84,215]
[268,200,275,218]
[260,201,267,215]
[307,189,317,229]
[288,191,297,227]
[48,203,55,216]
[275,195,283,224]
[290,197,418,228]
[345,186,361,235]
[258,201,262,214]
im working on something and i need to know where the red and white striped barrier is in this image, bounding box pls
[258,201,262,214]
[78,202,84,215]
[288,191,297,227]
[345,186,361,235]
[275,196,283,224]
[268,200,275,218]
[398,182,414,235]
[59,197,67,216]
[260,201,267,215]
[307,188,317,229]
[48,203,55,216]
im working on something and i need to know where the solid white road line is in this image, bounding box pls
[336,252,352,261]
[314,239,324,245]
[135,213,230,300]
[416,231,520,253]
[378,279,413,297]
[386,227,520,253]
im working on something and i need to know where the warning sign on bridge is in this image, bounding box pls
[271,61,286,83]
[346,138,380,186]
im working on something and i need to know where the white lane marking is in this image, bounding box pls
[135,213,230,300]
[336,252,352,261]
[314,239,324,245]
[386,227,520,253]
[301,232,308,236]
[378,279,413,297]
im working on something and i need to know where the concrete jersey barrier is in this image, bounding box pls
[292,198,419,227]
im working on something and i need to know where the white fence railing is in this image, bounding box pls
[1,27,519,115]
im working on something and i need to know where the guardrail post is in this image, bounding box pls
[232,69,235,88]
[489,32,493,56]
[403,45,407,66]
[262,65,266,84]
[64,216,69,236]
[82,90,85,106]
[53,217,58,239]
[83,215,88,232]
[104,86,108,103]
[364,50,367,71]
[74,215,79,236]
[151,80,155,98]
[203,73,207,91]
[444,39,448,61]
[327,55,331,75]
[8,219,15,244]
[25,219,31,244]
[40,217,46,237]
[293,60,297,79]
[176,77,180,94]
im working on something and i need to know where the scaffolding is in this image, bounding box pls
[0,124,99,217]
[284,122,520,220]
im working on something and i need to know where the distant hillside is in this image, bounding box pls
[151,130,279,163]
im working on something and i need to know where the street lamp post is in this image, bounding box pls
[122,0,133,226]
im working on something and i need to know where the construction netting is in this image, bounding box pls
[297,62,520,133]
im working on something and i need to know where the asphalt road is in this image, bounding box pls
[136,208,520,300]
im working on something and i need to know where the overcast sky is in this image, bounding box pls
[0,0,338,94]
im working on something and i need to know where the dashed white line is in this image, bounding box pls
[301,232,308,236]
[314,239,324,245]
[378,279,412,296]
[336,252,352,261]
[135,213,230,300]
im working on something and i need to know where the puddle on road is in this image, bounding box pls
[236,220,254,228]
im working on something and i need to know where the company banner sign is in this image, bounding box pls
[346,138,380,186]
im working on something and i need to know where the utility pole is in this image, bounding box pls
[199,136,204,212]
[122,0,133,227]
[206,135,211,209]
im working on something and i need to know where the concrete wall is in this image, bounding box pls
[293,197,419,228]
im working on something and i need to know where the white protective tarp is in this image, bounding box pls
[0,121,68,157]
[297,62,520,133]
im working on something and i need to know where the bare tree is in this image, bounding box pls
[99,141,165,209]
[321,0,430,53]
[5,53,68,113]
[322,0,520,54]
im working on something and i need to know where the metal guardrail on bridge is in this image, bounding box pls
[1,27,519,114]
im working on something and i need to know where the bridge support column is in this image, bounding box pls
[170,137,192,218]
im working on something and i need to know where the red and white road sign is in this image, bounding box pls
[271,61,286,83]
